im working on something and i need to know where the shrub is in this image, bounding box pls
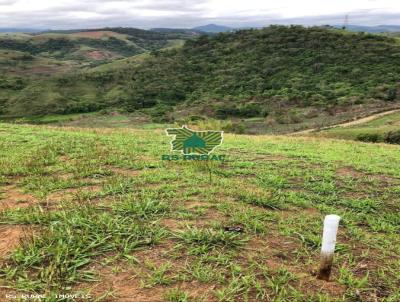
[356,133,383,143]
[194,119,232,131]
[304,108,319,118]
[144,104,172,121]
[223,121,246,134]
[188,115,205,121]
[275,109,304,124]
[236,103,262,118]
[215,105,239,119]
[384,130,400,144]
[215,103,263,119]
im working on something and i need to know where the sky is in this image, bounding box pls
[1,0,400,29]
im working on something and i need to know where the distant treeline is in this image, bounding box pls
[0,37,147,57]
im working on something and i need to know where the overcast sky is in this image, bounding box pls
[1,0,400,29]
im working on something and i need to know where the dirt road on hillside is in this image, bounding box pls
[291,108,400,135]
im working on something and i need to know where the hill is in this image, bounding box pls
[151,24,233,34]
[0,27,195,117]
[338,25,400,33]
[2,26,400,133]
[0,28,192,64]
[0,28,43,33]
[151,28,202,35]
[0,123,399,301]
[192,24,233,33]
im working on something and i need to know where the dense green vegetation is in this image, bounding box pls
[0,38,76,56]
[106,25,400,112]
[1,26,400,121]
[0,123,399,301]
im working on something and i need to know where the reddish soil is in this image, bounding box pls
[85,50,112,60]
[0,226,25,258]
[244,234,346,298]
[160,219,181,232]
[75,242,179,301]
[45,185,101,204]
[184,201,206,208]
[107,167,141,177]
[336,167,366,179]
[59,155,69,161]
[0,185,37,211]
[80,270,166,302]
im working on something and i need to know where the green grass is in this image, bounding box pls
[10,113,97,124]
[0,123,399,301]
[1,112,175,129]
[314,111,400,142]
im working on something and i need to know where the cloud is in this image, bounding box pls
[0,0,17,5]
[278,10,400,26]
[0,0,399,29]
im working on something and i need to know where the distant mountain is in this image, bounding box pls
[151,28,198,33]
[0,28,43,33]
[151,24,234,34]
[192,24,233,33]
[334,25,400,33]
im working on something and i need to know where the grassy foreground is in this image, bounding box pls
[0,123,399,301]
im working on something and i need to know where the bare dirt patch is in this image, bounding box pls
[107,167,141,177]
[160,218,182,232]
[78,242,180,301]
[170,282,217,301]
[245,235,346,298]
[79,268,165,302]
[0,185,37,211]
[184,201,207,208]
[300,276,346,298]
[0,225,32,258]
[45,185,101,203]
[336,166,398,184]
[59,155,70,162]
[134,242,176,267]
[336,167,365,179]
[85,50,114,60]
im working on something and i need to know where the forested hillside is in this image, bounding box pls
[1,26,400,122]
[0,27,193,64]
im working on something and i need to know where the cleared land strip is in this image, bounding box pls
[291,108,400,135]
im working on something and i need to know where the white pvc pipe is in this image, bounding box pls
[321,214,341,255]
[317,214,341,281]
